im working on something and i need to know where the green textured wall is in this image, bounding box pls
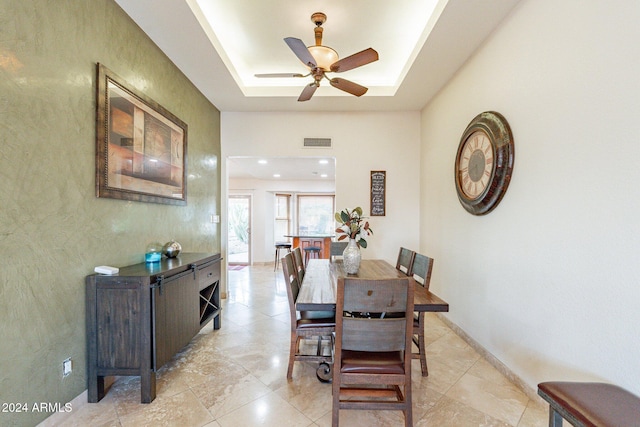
[0,1,221,425]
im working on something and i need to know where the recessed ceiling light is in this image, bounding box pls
[258,159,267,164]
[319,159,329,164]
[321,174,328,178]
[273,173,280,178]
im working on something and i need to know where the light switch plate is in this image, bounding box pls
[63,358,72,377]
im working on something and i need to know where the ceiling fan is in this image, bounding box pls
[255,12,379,102]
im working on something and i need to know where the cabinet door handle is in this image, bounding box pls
[157,275,164,295]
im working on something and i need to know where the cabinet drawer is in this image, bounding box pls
[198,261,220,290]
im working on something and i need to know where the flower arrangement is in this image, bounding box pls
[334,207,373,248]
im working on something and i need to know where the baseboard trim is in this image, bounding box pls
[436,313,540,402]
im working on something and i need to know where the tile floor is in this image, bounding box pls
[52,264,549,426]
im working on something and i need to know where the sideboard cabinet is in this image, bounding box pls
[86,253,221,403]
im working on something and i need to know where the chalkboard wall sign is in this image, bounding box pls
[370,171,386,216]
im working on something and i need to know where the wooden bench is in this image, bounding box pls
[538,381,640,427]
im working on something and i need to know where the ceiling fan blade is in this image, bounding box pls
[254,73,305,78]
[329,78,368,97]
[330,48,379,73]
[284,37,317,68]
[298,83,317,102]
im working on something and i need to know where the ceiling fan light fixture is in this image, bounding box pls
[257,12,377,101]
[307,45,338,71]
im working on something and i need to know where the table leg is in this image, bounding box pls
[549,407,563,427]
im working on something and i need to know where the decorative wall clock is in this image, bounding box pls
[454,111,514,215]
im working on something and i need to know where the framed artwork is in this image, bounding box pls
[95,63,187,205]
[370,170,386,216]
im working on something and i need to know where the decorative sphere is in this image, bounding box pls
[162,240,182,258]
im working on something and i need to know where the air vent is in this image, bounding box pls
[303,137,332,148]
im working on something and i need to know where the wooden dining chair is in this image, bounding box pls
[281,252,334,380]
[330,241,348,261]
[331,276,415,427]
[395,247,415,274]
[410,253,435,376]
[292,247,305,284]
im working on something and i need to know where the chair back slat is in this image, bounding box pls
[396,247,415,274]
[281,253,300,328]
[292,247,305,283]
[343,318,407,351]
[342,279,409,313]
[410,253,434,290]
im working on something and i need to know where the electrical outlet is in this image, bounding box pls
[62,358,72,377]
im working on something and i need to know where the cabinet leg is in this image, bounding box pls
[88,375,105,403]
[213,284,221,330]
[141,370,156,403]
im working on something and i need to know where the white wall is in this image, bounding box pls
[229,178,335,263]
[420,0,640,395]
[222,111,421,264]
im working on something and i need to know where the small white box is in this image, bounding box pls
[94,266,119,275]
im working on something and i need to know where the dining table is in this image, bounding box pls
[296,258,449,314]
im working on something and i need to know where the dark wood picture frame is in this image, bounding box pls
[95,63,187,205]
[370,170,386,216]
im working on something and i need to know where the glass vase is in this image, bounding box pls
[145,242,163,263]
[342,238,361,274]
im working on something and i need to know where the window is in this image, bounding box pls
[274,194,291,241]
[297,195,335,235]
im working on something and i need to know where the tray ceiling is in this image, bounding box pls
[114,0,521,112]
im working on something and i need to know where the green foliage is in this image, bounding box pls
[334,206,373,249]
[229,203,249,244]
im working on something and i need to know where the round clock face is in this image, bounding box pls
[455,111,514,215]
[457,130,495,199]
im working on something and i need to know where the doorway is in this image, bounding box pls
[226,156,336,265]
[228,195,251,264]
